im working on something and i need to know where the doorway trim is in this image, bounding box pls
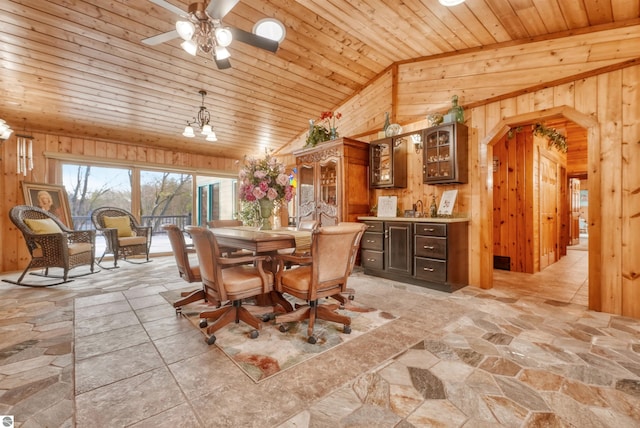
[479,106,599,308]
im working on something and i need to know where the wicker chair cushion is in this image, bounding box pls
[118,236,148,246]
[24,218,63,234]
[103,216,133,237]
[32,242,92,258]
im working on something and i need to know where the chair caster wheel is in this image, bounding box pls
[261,313,273,322]
[348,295,355,300]
[343,325,352,334]
[279,323,290,333]
[307,336,317,344]
[175,308,182,315]
[207,335,217,345]
[199,319,208,328]
[250,330,259,339]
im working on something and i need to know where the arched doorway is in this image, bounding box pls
[480,106,599,308]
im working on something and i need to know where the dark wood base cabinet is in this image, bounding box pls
[360,219,468,292]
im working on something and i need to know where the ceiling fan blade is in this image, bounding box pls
[229,27,279,53]
[148,0,188,18]
[206,0,240,19]
[142,30,179,45]
[215,57,232,69]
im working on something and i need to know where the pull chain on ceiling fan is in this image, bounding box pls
[142,0,283,70]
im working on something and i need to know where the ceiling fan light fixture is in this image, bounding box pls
[214,45,230,60]
[438,0,465,6]
[181,39,198,56]
[253,18,286,43]
[182,124,195,137]
[176,20,195,40]
[214,27,233,47]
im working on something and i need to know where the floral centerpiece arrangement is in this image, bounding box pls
[305,110,342,147]
[237,152,293,229]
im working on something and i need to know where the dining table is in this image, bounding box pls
[209,226,312,311]
[210,226,311,254]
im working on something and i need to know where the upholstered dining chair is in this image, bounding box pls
[4,205,97,286]
[274,222,367,344]
[162,224,216,314]
[186,225,281,345]
[91,207,152,268]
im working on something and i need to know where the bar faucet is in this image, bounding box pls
[414,199,424,217]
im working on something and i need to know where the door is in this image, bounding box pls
[540,154,558,269]
[385,222,412,275]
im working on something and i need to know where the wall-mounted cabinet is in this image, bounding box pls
[423,123,468,184]
[369,134,408,188]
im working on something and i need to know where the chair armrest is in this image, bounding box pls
[132,225,152,237]
[67,229,96,244]
[277,253,312,265]
[217,254,270,267]
[26,233,66,256]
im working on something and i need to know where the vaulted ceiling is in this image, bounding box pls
[0,0,637,160]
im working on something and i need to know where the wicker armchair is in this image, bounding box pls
[4,205,97,286]
[91,207,152,268]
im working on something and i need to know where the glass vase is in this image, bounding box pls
[258,198,274,230]
[330,127,338,140]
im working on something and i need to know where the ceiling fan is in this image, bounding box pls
[142,0,281,69]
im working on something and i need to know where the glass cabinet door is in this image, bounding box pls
[297,163,316,221]
[318,159,339,225]
[424,126,453,181]
[371,139,393,186]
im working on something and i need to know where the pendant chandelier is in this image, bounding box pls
[182,90,217,142]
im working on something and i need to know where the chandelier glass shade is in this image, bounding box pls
[183,90,217,141]
[176,18,232,60]
[0,119,13,141]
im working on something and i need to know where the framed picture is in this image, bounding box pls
[21,182,73,228]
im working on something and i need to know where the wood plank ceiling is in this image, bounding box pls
[0,0,637,160]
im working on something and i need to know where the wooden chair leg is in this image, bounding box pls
[204,307,237,335]
[173,289,205,309]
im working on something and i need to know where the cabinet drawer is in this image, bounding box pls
[364,221,383,233]
[414,257,446,282]
[415,223,447,237]
[361,232,383,251]
[414,236,446,259]
[361,250,384,270]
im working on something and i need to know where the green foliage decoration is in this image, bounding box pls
[305,123,330,148]
[533,123,568,153]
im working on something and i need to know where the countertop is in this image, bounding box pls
[358,216,470,223]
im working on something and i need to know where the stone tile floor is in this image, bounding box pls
[1,248,639,427]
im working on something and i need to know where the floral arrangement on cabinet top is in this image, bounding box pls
[237,153,293,227]
[305,111,342,147]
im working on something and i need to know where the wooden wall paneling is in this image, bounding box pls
[559,165,568,256]
[515,130,528,272]
[621,65,640,318]
[597,70,624,315]
[493,136,507,256]
[524,130,535,273]
[553,82,576,108]
[467,121,483,288]
[533,87,555,111]
[507,129,518,270]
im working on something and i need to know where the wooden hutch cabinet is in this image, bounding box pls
[293,137,369,226]
[423,122,468,184]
